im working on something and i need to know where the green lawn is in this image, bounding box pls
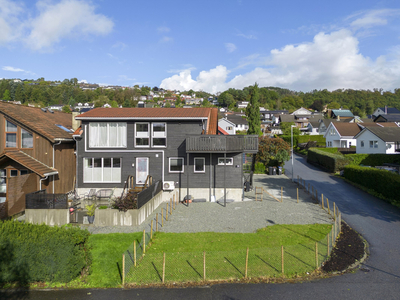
[126,224,333,285]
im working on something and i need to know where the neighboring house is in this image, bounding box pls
[260,110,288,124]
[237,101,249,109]
[74,107,258,202]
[291,107,311,115]
[372,107,400,119]
[374,114,400,124]
[307,121,320,135]
[218,118,236,135]
[324,122,361,148]
[49,105,64,111]
[330,109,354,119]
[354,127,400,154]
[0,101,76,216]
[225,114,249,132]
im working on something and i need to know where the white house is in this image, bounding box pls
[354,127,400,154]
[324,122,361,148]
[218,118,236,135]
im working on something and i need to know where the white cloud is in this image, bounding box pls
[348,9,400,29]
[160,36,173,43]
[237,33,257,39]
[160,29,400,93]
[112,41,127,50]
[78,79,87,83]
[2,65,35,74]
[0,0,24,45]
[225,43,237,53]
[157,26,170,33]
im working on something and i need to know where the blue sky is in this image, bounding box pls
[1,0,400,93]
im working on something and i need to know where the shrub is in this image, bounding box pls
[112,190,138,211]
[254,162,266,174]
[0,221,91,285]
[343,165,400,205]
[307,148,350,172]
[256,137,291,167]
[346,154,400,167]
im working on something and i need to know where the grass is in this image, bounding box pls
[126,224,333,285]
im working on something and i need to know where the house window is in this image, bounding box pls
[21,129,33,148]
[169,157,184,173]
[152,123,166,147]
[361,141,364,147]
[370,141,378,148]
[227,126,233,131]
[83,157,121,183]
[194,157,205,173]
[218,157,233,165]
[6,120,17,148]
[89,122,127,148]
[0,169,6,194]
[10,170,18,177]
[135,123,150,147]
[20,170,29,175]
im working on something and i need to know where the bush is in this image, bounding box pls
[343,165,400,206]
[254,162,266,174]
[256,137,290,167]
[280,135,325,147]
[346,154,400,167]
[112,191,138,211]
[0,221,91,285]
[307,148,350,172]
[318,147,339,154]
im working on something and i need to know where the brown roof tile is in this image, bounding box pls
[333,122,362,137]
[0,150,57,177]
[0,101,73,142]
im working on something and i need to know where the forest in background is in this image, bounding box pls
[1,78,400,116]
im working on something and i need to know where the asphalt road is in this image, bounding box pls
[3,154,400,299]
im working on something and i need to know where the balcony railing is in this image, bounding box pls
[186,135,259,153]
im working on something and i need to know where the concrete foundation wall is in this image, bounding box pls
[173,188,243,202]
[25,209,69,226]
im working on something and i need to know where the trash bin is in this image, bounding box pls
[272,167,277,175]
[269,166,274,175]
[277,166,282,175]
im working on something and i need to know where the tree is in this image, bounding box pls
[201,98,210,107]
[280,122,300,135]
[256,137,291,167]
[110,100,118,108]
[62,105,71,113]
[3,89,11,101]
[246,83,261,135]
[218,91,235,107]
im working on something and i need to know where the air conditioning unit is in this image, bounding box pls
[163,181,175,191]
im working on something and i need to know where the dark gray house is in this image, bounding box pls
[74,107,258,203]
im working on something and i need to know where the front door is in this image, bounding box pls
[136,157,149,185]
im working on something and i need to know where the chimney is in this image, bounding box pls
[385,106,387,114]
[72,112,81,131]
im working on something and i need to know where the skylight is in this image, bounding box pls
[55,124,73,132]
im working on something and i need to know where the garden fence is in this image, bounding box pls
[25,190,68,209]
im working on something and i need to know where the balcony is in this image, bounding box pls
[186,135,259,153]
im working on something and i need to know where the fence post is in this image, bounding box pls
[170,198,172,215]
[173,194,176,210]
[166,204,168,221]
[143,229,146,254]
[321,194,324,209]
[151,220,153,240]
[245,247,249,279]
[315,242,318,268]
[333,202,336,220]
[134,240,136,267]
[281,187,283,202]
[281,246,284,275]
[327,198,330,215]
[156,214,158,232]
[203,251,206,281]
[162,210,164,227]
[162,252,166,284]
[122,253,125,286]
[308,183,310,194]
[327,234,330,257]
[297,188,299,203]
[332,224,334,245]
[339,213,342,233]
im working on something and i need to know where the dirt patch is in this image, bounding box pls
[322,221,365,273]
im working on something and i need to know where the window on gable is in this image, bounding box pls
[89,122,127,148]
[21,129,33,148]
[369,141,378,148]
[169,157,184,173]
[361,141,364,147]
[152,123,166,147]
[194,157,205,173]
[6,120,17,148]
[135,123,150,147]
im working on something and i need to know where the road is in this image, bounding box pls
[2,153,400,299]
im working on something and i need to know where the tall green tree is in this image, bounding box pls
[2,89,11,101]
[246,83,261,135]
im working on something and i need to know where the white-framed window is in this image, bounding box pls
[327,141,332,147]
[21,129,33,148]
[169,157,184,173]
[6,120,17,148]
[370,141,378,148]
[89,122,127,148]
[10,170,18,177]
[218,157,233,165]
[135,123,150,147]
[152,122,166,147]
[361,141,364,147]
[136,157,149,185]
[83,157,121,183]
[194,157,205,173]
[0,169,6,194]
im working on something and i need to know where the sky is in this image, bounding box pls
[1,0,400,94]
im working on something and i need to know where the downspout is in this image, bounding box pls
[53,140,62,193]
[40,176,48,190]
[72,135,79,190]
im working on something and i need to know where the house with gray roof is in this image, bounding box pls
[354,127,400,154]
[372,107,400,119]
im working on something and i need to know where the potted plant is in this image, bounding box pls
[85,204,96,224]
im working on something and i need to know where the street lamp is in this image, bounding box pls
[291,125,296,182]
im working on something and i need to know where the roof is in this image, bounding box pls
[309,121,320,128]
[355,127,400,142]
[377,107,400,114]
[331,122,362,137]
[331,109,354,117]
[218,126,229,135]
[377,122,399,127]
[0,101,74,143]
[225,114,248,125]
[0,150,57,178]
[374,114,400,122]
[207,108,218,135]
[279,114,295,123]
[75,107,213,120]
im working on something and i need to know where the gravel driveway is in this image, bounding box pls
[84,174,333,234]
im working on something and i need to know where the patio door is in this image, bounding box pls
[136,157,149,185]
[340,140,347,148]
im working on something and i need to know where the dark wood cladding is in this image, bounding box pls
[186,135,259,153]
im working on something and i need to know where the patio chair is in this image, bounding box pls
[84,189,97,200]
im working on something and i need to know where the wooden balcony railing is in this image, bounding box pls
[186,135,259,153]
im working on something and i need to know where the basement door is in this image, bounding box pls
[136,157,149,185]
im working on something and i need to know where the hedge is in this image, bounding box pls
[343,165,400,205]
[0,221,91,285]
[307,148,350,172]
[346,154,400,167]
[280,135,325,147]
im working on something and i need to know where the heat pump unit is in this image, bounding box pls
[163,181,175,190]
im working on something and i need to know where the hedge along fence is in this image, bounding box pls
[280,135,326,147]
[343,165,400,205]
[307,148,350,173]
[0,221,91,285]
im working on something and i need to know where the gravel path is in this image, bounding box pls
[83,174,333,234]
